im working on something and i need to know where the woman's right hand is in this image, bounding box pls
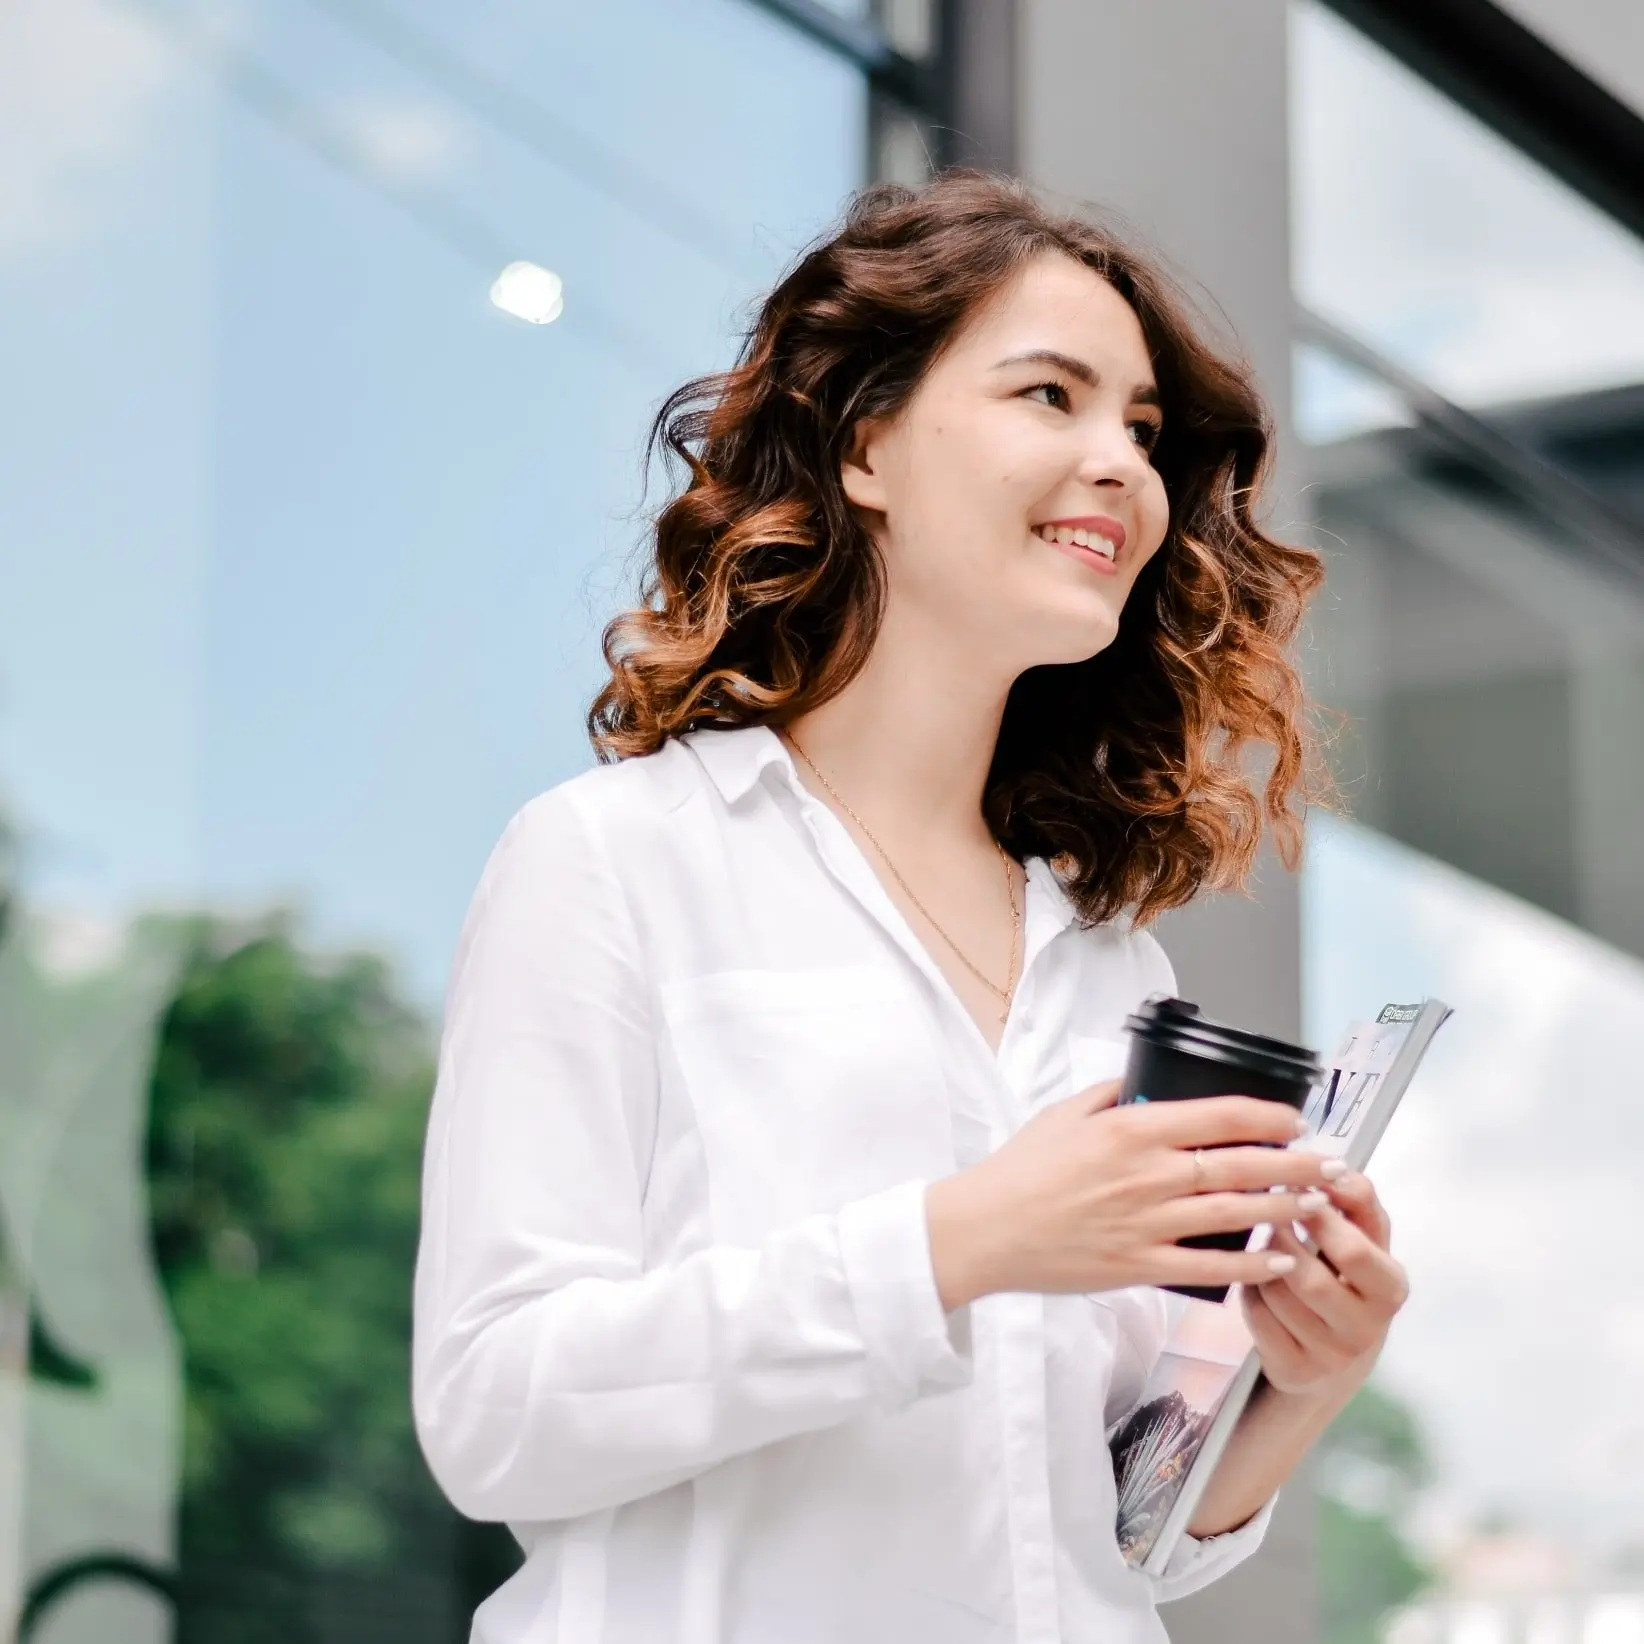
[924,1079,1341,1309]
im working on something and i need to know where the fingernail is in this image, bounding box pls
[1293,1114,1309,1135]
[1297,1190,1329,1212]
[1320,1159,1349,1180]
[1267,1254,1297,1274]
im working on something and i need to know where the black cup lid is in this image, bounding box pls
[1123,995,1323,1083]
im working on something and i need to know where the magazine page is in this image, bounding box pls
[1111,1003,1441,1569]
[1110,1292,1254,1567]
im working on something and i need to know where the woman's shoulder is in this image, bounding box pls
[1034,857,1177,1000]
[471,739,701,907]
[497,738,700,845]
[1116,918,1177,998]
[1055,899,1178,1027]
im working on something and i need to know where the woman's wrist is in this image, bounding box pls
[1256,1351,1375,1420]
[1186,1371,1354,1539]
[925,1172,1006,1313]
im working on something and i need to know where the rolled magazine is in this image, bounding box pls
[1109,997,1453,1576]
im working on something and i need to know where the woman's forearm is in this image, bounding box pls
[1185,1374,1352,1538]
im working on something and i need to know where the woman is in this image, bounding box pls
[412,171,1408,1643]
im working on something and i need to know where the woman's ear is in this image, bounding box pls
[840,416,890,514]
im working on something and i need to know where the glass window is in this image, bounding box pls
[1292,0,1644,409]
[1292,6,1644,1642]
[0,2,863,1639]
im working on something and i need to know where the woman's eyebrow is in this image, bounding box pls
[991,348,1161,407]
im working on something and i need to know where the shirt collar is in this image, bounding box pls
[681,722,1082,934]
[682,723,795,805]
[1025,854,1080,932]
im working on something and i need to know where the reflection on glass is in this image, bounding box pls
[0,0,863,1638]
[1294,337,1644,965]
[1293,16,1644,1636]
[1290,0,1644,409]
[1305,818,1644,1644]
[2,913,191,1644]
[1294,341,1414,446]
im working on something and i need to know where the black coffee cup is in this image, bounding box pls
[1119,996,1323,1303]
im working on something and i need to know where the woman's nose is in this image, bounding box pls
[1077,425,1149,492]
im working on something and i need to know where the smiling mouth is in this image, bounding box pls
[1032,522,1119,563]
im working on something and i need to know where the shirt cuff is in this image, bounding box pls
[837,1179,973,1412]
[1152,1491,1278,1604]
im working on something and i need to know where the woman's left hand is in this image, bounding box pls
[1241,1170,1409,1405]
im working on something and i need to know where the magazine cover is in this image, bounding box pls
[1110,998,1452,1574]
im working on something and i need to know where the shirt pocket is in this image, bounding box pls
[659,964,955,1245]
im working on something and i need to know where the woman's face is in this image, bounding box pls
[841,250,1172,674]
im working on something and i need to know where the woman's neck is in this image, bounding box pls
[783,615,1013,851]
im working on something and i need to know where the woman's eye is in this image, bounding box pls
[1023,381,1071,411]
[1021,383,1161,451]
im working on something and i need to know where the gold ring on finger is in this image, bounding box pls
[1192,1148,1208,1193]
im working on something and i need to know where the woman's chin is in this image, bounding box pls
[1027,600,1123,666]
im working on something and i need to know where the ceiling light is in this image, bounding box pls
[490,261,564,325]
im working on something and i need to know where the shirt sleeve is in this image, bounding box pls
[411,785,973,1525]
[1150,1494,1278,1603]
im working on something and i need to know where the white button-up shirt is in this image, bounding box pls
[413,723,1273,1643]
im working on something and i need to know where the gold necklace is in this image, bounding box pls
[782,729,1022,1024]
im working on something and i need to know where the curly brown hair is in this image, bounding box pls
[588,170,1330,928]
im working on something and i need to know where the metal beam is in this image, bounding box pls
[938,0,1016,172]
[1321,0,1644,244]
[739,0,934,111]
[1297,304,1644,596]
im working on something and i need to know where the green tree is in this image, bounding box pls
[1316,1382,1435,1644]
[142,916,519,1643]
